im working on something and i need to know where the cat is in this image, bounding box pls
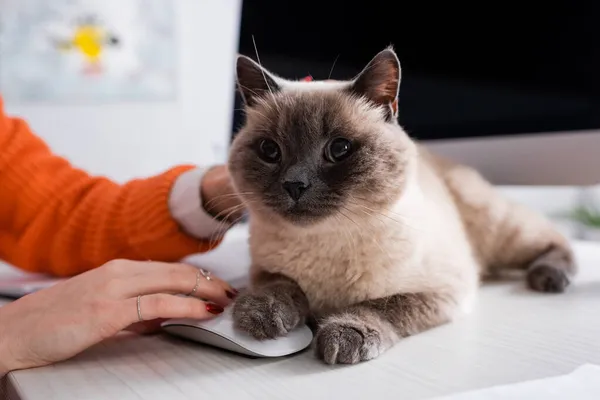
[228,46,577,365]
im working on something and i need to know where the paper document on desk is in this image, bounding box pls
[436,364,600,399]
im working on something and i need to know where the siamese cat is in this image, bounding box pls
[228,47,576,365]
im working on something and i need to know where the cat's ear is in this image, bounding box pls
[349,47,401,120]
[236,55,281,107]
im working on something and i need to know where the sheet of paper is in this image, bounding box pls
[436,364,600,399]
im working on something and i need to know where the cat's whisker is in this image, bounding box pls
[338,208,374,263]
[344,198,424,231]
[251,35,280,111]
[202,192,255,210]
[237,82,281,122]
[337,208,359,230]
[338,206,375,235]
[245,106,273,124]
[336,210,364,278]
[328,54,340,80]
[352,203,426,234]
[343,206,392,237]
[340,206,398,272]
[236,82,279,122]
[205,209,252,247]
[332,214,357,263]
[345,195,423,228]
[347,194,413,220]
[236,83,263,100]
[206,203,251,248]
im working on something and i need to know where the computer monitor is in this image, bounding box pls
[232,0,600,186]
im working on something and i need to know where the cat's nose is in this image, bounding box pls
[282,181,310,201]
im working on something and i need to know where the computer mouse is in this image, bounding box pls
[161,306,314,357]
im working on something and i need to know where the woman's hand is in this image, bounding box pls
[200,165,246,223]
[0,259,237,374]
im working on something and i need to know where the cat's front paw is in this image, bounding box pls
[315,317,385,365]
[232,291,303,340]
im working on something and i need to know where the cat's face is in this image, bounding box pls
[228,47,416,226]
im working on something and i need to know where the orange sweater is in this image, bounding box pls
[0,98,219,276]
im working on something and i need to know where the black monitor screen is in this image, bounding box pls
[233,1,600,141]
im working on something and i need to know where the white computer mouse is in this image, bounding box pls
[161,306,314,357]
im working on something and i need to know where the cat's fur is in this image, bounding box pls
[228,47,576,365]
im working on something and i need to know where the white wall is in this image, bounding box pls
[3,0,243,183]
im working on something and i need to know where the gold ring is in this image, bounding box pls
[137,295,143,321]
[187,269,201,296]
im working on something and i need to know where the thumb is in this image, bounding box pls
[125,318,167,335]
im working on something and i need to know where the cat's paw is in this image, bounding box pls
[527,246,575,293]
[232,291,303,340]
[315,317,384,365]
[527,265,570,293]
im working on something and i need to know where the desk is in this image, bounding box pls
[2,230,600,400]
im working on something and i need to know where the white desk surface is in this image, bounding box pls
[2,229,600,400]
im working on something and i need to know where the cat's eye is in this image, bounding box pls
[258,139,281,163]
[325,137,353,163]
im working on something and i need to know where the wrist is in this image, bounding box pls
[200,166,231,222]
[200,165,244,224]
[0,353,9,376]
[0,308,21,375]
[0,359,10,376]
[168,167,235,239]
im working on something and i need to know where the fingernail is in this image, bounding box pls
[206,303,224,315]
[225,289,238,299]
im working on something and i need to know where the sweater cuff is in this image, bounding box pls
[168,167,231,239]
[124,165,222,262]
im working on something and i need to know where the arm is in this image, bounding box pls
[0,99,236,276]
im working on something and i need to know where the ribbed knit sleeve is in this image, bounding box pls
[0,99,221,276]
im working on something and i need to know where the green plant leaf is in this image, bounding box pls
[570,206,600,227]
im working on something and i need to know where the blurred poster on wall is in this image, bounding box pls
[0,0,177,103]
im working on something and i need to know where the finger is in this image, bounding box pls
[125,319,166,335]
[118,262,238,306]
[126,294,225,324]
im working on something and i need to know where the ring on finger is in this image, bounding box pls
[137,295,144,321]
[199,268,212,281]
[187,269,201,297]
